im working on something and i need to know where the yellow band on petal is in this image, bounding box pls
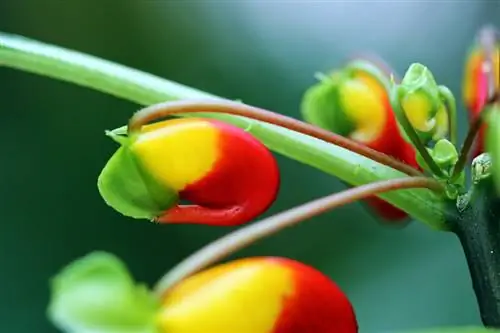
[157,258,294,333]
[339,75,386,142]
[131,118,219,191]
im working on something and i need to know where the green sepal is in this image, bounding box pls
[300,74,355,136]
[97,132,179,220]
[485,104,500,193]
[432,139,458,171]
[47,251,161,333]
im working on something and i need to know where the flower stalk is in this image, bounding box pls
[0,32,445,228]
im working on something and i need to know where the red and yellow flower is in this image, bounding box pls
[99,117,280,226]
[301,58,420,221]
[158,257,358,333]
[462,27,500,158]
[48,253,358,333]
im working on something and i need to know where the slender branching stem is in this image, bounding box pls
[153,176,442,296]
[389,88,445,177]
[452,112,486,181]
[451,27,499,182]
[452,101,499,182]
[128,100,423,177]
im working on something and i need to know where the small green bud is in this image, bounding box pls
[472,153,493,185]
[415,139,458,177]
[432,139,459,169]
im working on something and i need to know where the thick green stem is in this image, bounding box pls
[453,178,500,327]
[0,32,445,228]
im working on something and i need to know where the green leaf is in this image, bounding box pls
[0,32,446,229]
[48,251,161,333]
[97,136,179,220]
[486,105,500,193]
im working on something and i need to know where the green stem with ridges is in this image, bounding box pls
[0,32,446,228]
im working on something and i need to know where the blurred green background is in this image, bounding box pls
[1,1,500,332]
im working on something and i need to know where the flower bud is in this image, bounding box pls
[302,60,392,149]
[99,118,280,226]
[398,63,448,142]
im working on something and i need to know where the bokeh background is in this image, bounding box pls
[1,1,500,332]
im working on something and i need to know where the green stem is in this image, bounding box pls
[154,177,441,295]
[0,32,446,228]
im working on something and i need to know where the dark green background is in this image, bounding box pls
[1,1,500,332]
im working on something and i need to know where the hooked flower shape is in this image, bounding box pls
[158,257,358,333]
[301,58,420,221]
[463,26,500,158]
[98,117,280,226]
[48,252,358,333]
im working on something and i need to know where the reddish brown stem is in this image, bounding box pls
[154,176,441,295]
[128,100,422,177]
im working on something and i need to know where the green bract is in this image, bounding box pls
[97,131,179,220]
[47,252,161,333]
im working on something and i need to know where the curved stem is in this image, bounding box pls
[438,85,458,146]
[128,100,422,177]
[390,87,445,177]
[153,176,442,296]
